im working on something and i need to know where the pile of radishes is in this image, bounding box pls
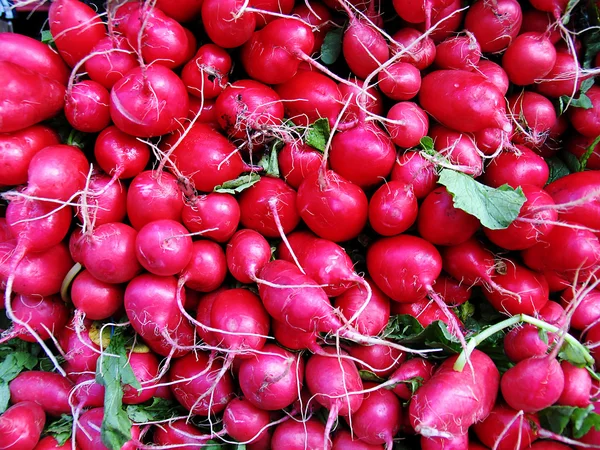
[1,0,600,448]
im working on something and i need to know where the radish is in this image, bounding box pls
[342,14,390,80]
[368,181,419,237]
[482,146,550,189]
[84,35,138,90]
[182,44,232,100]
[251,0,295,28]
[71,269,124,320]
[329,122,397,188]
[292,2,333,52]
[377,62,422,101]
[271,418,329,450]
[180,240,227,292]
[110,65,189,138]
[421,0,464,42]
[238,344,304,410]
[126,171,183,230]
[390,150,438,199]
[94,126,150,180]
[0,33,69,85]
[409,350,499,438]
[434,33,481,71]
[0,401,45,450]
[561,288,600,331]
[390,358,436,400]
[182,193,240,243]
[472,404,539,450]
[504,324,552,362]
[161,123,250,193]
[169,350,234,415]
[476,60,510,96]
[48,0,106,67]
[391,28,437,70]
[76,172,128,228]
[153,420,211,448]
[537,52,584,98]
[569,86,600,137]
[392,0,453,30]
[385,102,430,149]
[436,275,471,306]
[58,319,101,375]
[348,344,405,377]
[278,141,324,189]
[201,0,256,48]
[557,361,592,407]
[430,124,484,176]
[500,356,564,412]
[392,299,462,331]
[135,219,193,277]
[417,187,480,246]
[64,80,111,133]
[339,77,384,122]
[419,70,512,133]
[521,10,561,43]
[156,0,204,22]
[223,398,270,444]
[464,0,523,53]
[306,347,364,441]
[421,434,470,450]
[0,125,60,187]
[502,32,557,86]
[238,177,300,238]
[333,430,384,449]
[226,229,271,284]
[122,352,160,405]
[9,371,73,416]
[0,62,66,134]
[33,437,74,450]
[508,91,557,149]
[76,408,139,450]
[297,170,368,242]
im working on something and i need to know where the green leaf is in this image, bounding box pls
[538,328,549,345]
[320,28,343,65]
[545,156,572,184]
[41,30,55,48]
[562,150,582,173]
[580,134,600,171]
[438,169,526,230]
[305,118,330,152]
[95,326,140,450]
[560,93,593,111]
[126,398,186,424]
[0,385,9,414]
[359,370,386,383]
[45,415,74,446]
[559,340,591,367]
[581,77,595,94]
[457,301,476,323]
[213,173,261,194]
[0,342,39,413]
[419,136,435,153]
[236,444,247,450]
[257,141,281,178]
[383,315,462,356]
[539,405,600,439]
[583,29,600,69]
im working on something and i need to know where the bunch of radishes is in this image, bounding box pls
[1,0,600,448]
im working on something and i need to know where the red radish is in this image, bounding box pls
[342,16,390,80]
[278,141,324,189]
[476,60,510,96]
[417,187,480,246]
[271,419,329,450]
[419,70,512,133]
[0,62,65,133]
[9,371,73,416]
[154,420,211,448]
[557,361,592,407]
[84,36,137,90]
[201,0,256,48]
[161,123,250,193]
[156,0,204,22]
[215,80,284,139]
[126,171,183,230]
[339,77,384,123]
[392,299,462,331]
[334,279,390,336]
[0,125,60,187]
[48,0,106,67]
[226,229,271,284]
[76,408,139,450]
[241,18,314,85]
[537,52,584,98]
[482,146,549,188]
[508,91,557,149]
[275,71,342,127]
[561,288,600,331]
[529,0,569,18]
[82,222,142,284]
[392,0,453,29]
[569,86,600,137]
[297,170,368,242]
[332,430,384,449]
[182,44,231,99]
[7,294,69,343]
[169,351,234,415]
[385,102,429,149]
[503,324,552,362]
[368,181,419,237]
[0,401,45,450]
[545,171,600,234]
[291,2,333,51]
[409,350,499,438]
[188,97,218,124]
[421,434,469,450]
[390,151,438,199]
[223,398,270,443]
[502,32,557,86]
[71,270,124,320]
[367,234,442,303]
[390,358,436,400]
[65,80,111,133]
[464,0,523,53]
[180,240,227,292]
[122,352,160,404]
[430,124,484,176]
[271,318,321,353]
[501,356,564,412]
[0,242,73,297]
[521,10,561,43]
[329,122,397,188]
[349,382,402,448]
[423,0,465,42]
[306,347,364,439]
[125,7,191,69]
[125,274,194,357]
[195,289,224,346]
[434,34,481,70]
[251,0,295,27]
[348,344,405,377]
[33,437,74,450]
[135,220,193,276]
[238,177,300,238]
[377,62,422,101]
[59,319,100,375]
[391,28,437,70]
[0,33,69,85]
[76,172,128,228]
[238,343,304,410]
[110,65,189,138]
[94,126,150,180]
[472,404,539,450]
[436,275,471,306]
[567,134,600,170]
[484,185,557,251]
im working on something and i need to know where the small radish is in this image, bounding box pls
[368,181,419,237]
[390,151,438,199]
[94,126,150,180]
[182,44,232,99]
[65,80,111,133]
[226,229,271,284]
[135,220,193,277]
[502,32,557,86]
[385,102,430,149]
[201,0,256,48]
